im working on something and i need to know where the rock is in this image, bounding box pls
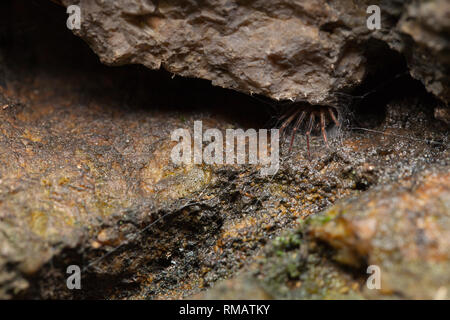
[196,166,450,300]
[62,0,450,105]
[307,167,450,299]
[61,0,374,105]
[395,0,450,104]
[0,0,448,299]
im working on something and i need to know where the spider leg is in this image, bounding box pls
[288,111,306,153]
[306,113,315,158]
[320,110,329,147]
[275,107,295,134]
[279,109,300,141]
[328,107,340,127]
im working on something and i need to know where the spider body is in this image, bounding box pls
[279,104,340,157]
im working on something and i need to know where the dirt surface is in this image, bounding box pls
[0,0,448,299]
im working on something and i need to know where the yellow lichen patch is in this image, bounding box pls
[40,178,52,187]
[21,128,42,143]
[29,210,49,237]
[58,177,70,186]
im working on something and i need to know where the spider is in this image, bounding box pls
[278,104,340,157]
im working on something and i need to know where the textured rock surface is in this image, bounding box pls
[308,168,450,299]
[395,0,450,104]
[1,59,447,299]
[196,166,450,300]
[61,0,374,105]
[62,0,450,105]
[0,0,448,299]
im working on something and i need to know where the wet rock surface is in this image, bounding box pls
[61,0,450,105]
[198,166,449,300]
[0,1,448,299]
